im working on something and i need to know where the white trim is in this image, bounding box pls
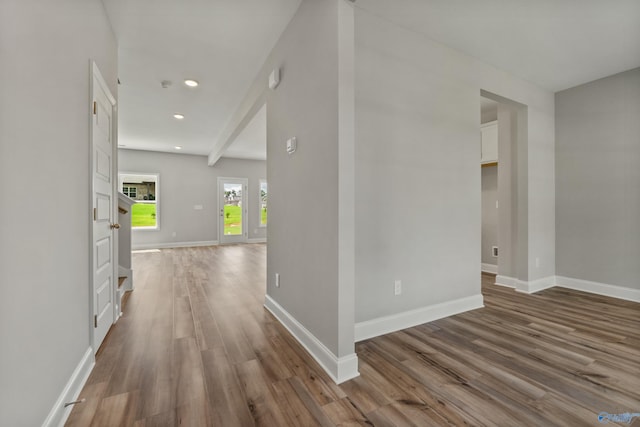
[264,295,359,384]
[556,276,640,303]
[520,276,556,294]
[494,275,555,294]
[481,263,497,274]
[247,238,267,244]
[132,240,218,250]
[354,294,484,342]
[495,274,520,289]
[42,348,94,427]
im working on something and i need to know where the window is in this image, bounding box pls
[259,180,267,227]
[119,173,159,229]
[122,186,137,199]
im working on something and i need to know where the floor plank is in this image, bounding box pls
[67,246,640,426]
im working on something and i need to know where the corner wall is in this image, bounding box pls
[353,9,555,334]
[212,0,358,383]
[0,1,117,425]
[556,68,640,292]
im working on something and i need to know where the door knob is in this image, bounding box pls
[110,223,121,230]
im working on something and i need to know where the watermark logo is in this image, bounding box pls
[598,412,640,424]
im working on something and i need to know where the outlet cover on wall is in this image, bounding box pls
[275,273,280,288]
[492,246,498,257]
[394,280,402,295]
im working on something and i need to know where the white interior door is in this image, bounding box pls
[91,62,117,352]
[219,177,248,244]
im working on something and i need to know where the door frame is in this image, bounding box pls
[218,177,248,244]
[89,60,118,353]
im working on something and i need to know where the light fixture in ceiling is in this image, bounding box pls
[173,113,185,120]
[184,79,199,87]
[174,146,182,150]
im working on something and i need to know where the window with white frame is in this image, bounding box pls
[119,173,159,229]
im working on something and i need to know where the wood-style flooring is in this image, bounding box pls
[67,245,640,426]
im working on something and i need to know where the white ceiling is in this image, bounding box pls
[355,0,640,92]
[105,0,640,157]
[222,103,267,161]
[103,0,300,156]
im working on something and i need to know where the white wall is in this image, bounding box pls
[556,68,640,290]
[0,1,117,425]
[118,149,266,248]
[354,8,555,325]
[210,0,358,382]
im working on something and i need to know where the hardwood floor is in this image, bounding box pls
[67,245,640,426]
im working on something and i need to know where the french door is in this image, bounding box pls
[218,177,248,244]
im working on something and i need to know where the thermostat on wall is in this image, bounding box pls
[286,137,297,154]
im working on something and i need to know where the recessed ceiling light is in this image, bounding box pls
[174,146,182,150]
[184,79,199,87]
[173,113,185,119]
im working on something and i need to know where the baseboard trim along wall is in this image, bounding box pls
[42,347,94,427]
[495,275,640,303]
[354,294,485,342]
[495,275,556,294]
[132,239,267,250]
[264,295,359,384]
[555,276,640,303]
[481,263,497,274]
[132,240,218,250]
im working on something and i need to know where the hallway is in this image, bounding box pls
[67,245,640,426]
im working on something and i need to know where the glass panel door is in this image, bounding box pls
[219,178,248,244]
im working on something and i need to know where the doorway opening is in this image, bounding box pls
[480,90,528,284]
[218,177,248,244]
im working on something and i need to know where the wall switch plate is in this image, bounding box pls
[275,273,280,288]
[172,231,177,237]
[394,280,402,295]
[286,137,297,154]
[193,205,203,210]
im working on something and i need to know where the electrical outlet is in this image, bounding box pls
[394,280,402,296]
[172,231,177,237]
[535,257,540,268]
[275,273,280,288]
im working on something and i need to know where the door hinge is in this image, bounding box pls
[93,208,97,221]
[94,315,98,328]
[93,101,97,115]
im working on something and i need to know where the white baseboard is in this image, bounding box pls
[495,275,639,302]
[495,274,519,288]
[264,295,359,384]
[132,240,218,250]
[555,276,640,303]
[42,347,94,427]
[247,238,267,243]
[495,275,555,294]
[354,294,484,342]
[517,276,556,294]
[481,263,497,274]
